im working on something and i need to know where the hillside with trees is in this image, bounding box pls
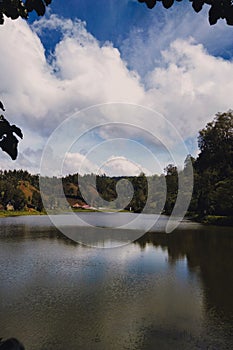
[0,111,232,225]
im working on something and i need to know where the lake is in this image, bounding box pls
[0,213,232,350]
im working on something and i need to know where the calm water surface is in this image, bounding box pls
[0,214,232,350]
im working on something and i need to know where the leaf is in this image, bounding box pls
[33,0,46,16]
[11,125,23,139]
[24,0,35,12]
[209,5,220,25]
[162,0,174,9]
[0,134,18,160]
[0,101,5,111]
[25,0,45,16]
[145,0,157,9]
[225,6,233,25]
[192,0,204,13]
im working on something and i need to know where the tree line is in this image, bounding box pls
[0,111,232,222]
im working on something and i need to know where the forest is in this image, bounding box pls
[0,111,232,225]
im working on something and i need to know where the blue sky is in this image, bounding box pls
[38,0,233,60]
[1,0,233,176]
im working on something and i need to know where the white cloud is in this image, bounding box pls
[1,14,233,174]
[62,152,98,176]
[120,4,233,76]
[62,153,151,177]
[144,38,233,137]
[101,155,151,176]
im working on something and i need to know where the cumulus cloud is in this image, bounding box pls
[120,4,233,76]
[100,155,151,176]
[1,14,233,175]
[0,15,144,130]
[144,38,233,137]
[62,153,151,177]
[0,148,42,173]
[62,151,98,176]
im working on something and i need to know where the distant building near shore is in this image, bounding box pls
[82,204,92,209]
[6,202,14,211]
[72,203,96,210]
[72,203,82,209]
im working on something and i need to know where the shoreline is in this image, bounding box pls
[185,214,233,227]
[0,208,128,218]
[0,210,45,218]
[1,210,232,227]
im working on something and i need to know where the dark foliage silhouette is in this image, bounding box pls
[138,0,233,25]
[0,114,23,160]
[0,101,5,111]
[1,0,232,26]
[0,338,25,350]
[0,0,52,25]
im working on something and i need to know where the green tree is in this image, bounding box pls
[11,188,26,209]
[164,164,178,215]
[195,110,233,216]
[31,190,44,211]
[130,173,148,212]
[0,181,26,209]
[198,111,233,174]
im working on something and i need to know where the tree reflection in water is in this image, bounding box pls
[135,227,233,316]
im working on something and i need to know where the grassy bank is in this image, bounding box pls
[0,210,45,218]
[187,213,233,227]
[72,208,129,213]
[0,208,128,217]
[201,215,233,226]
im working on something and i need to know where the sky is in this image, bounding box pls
[1,0,233,176]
